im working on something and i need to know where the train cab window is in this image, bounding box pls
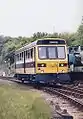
[38,47,47,59]
[57,46,65,59]
[48,47,57,59]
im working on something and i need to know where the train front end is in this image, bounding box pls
[35,38,71,85]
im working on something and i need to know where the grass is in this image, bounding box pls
[0,83,51,119]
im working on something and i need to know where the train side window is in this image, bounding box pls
[29,50,31,58]
[18,54,19,61]
[16,54,18,61]
[26,49,33,59]
[31,48,33,59]
[22,52,24,60]
[34,47,36,60]
[26,50,28,59]
[27,50,30,59]
[16,54,19,61]
[20,53,21,60]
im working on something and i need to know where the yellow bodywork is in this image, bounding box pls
[35,45,68,74]
[36,61,68,74]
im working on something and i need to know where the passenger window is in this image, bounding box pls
[20,53,21,60]
[18,54,19,61]
[22,52,24,59]
[31,49,33,59]
[28,51,30,58]
[34,47,36,60]
[26,49,33,59]
[16,55,19,61]
[26,50,28,58]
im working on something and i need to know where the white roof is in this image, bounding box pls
[15,40,37,54]
[15,38,66,54]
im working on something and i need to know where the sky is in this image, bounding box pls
[0,0,82,37]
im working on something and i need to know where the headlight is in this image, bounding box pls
[59,63,67,67]
[61,64,64,67]
[37,63,46,67]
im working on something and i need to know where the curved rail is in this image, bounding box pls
[43,87,83,110]
[60,85,83,94]
[55,88,83,99]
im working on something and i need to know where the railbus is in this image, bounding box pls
[14,38,71,85]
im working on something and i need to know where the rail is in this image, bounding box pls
[43,87,83,110]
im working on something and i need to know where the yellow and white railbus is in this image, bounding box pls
[14,38,71,84]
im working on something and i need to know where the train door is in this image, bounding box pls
[34,47,36,74]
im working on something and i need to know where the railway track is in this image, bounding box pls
[55,88,83,99]
[43,87,83,110]
[58,85,83,98]
[72,85,83,91]
[61,85,83,93]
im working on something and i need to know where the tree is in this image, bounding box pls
[77,24,83,45]
[47,32,58,38]
[58,32,76,46]
[33,32,48,40]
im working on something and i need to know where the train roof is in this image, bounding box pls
[15,38,66,54]
[15,41,37,54]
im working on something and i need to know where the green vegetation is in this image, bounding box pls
[0,83,51,119]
